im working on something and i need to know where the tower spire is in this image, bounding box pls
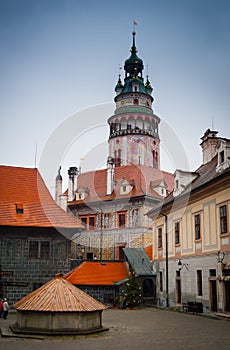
[109,28,160,168]
[131,21,138,54]
[131,29,137,53]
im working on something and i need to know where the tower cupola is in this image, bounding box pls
[124,31,144,81]
[145,75,153,94]
[108,28,161,168]
[115,74,124,95]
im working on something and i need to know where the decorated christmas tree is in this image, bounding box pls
[120,267,142,308]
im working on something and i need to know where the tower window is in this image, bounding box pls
[153,150,158,168]
[133,98,139,105]
[114,149,121,167]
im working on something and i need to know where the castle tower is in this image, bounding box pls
[108,30,160,168]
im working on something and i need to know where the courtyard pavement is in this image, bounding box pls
[0,307,229,350]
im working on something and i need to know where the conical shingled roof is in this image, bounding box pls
[13,274,107,312]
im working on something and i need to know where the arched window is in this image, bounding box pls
[115,149,121,167]
[153,150,158,169]
[133,98,139,105]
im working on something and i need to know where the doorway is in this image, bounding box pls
[176,274,182,304]
[209,279,217,312]
[143,278,156,304]
[223,281,230,312]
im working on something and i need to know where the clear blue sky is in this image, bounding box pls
[1,0,230,193]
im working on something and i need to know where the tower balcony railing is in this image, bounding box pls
[109,127,158,139]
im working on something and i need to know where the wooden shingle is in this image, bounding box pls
[13,274,107,312]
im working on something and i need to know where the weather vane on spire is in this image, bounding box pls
[133,21,138,33]
[133,20,138,33]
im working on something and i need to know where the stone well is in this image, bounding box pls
[11,274,108,335]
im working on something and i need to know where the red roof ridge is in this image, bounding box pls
[65,261,129,286]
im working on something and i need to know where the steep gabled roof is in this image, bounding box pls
[147,154,230,217]
[68,164,174,205]
[13,274,106,312]
[0,165,83,229]
[65,261,129,285]
[123,248,155,275]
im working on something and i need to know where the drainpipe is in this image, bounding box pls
[162,213,169,308]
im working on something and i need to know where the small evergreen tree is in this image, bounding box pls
[120,267,142,308]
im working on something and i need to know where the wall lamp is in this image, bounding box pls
[177,258,188,271]
[217,251,226,263]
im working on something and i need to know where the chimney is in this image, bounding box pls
[68,166,79,201]
[106,156,115,195]
[55,166,62,205]
[200,129,219,164]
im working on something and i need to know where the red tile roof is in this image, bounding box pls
[144,245,153,260]
[147,154,230,217]
[68,164,174,205]
[0,165,83,228]
[65,261,129,286]
[13,273,107,312]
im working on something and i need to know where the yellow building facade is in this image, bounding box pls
[148,129,230,313]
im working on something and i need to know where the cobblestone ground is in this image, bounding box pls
[0,307,229,350]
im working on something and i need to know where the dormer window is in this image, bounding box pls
[173,170,198,197]
[16,203,24,214]
[76,186,89,201]
[150,179,167,198]
[216,139,230,173]
[220,150,224,163]
[120,179,133,195]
